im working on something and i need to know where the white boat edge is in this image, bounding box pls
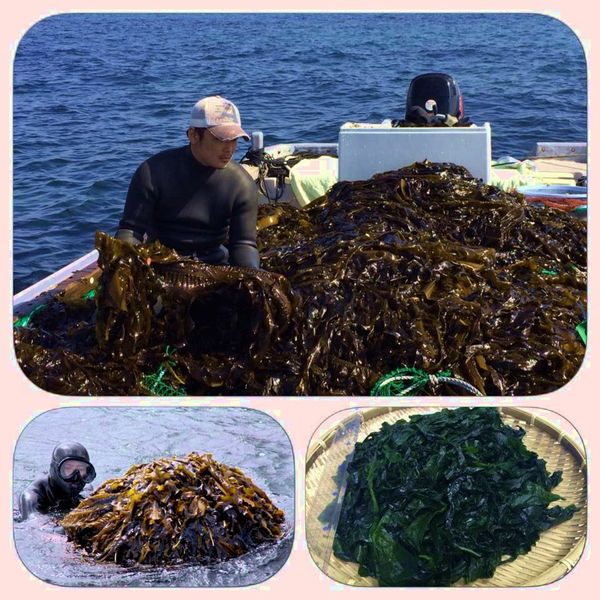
[13,249,99,310]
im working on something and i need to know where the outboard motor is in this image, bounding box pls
[405,73,464,123]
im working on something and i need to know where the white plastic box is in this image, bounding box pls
[338,122,492,183]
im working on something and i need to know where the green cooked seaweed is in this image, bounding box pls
[14,162,586,395]
[61,452,285,566]
[332,408,578,586]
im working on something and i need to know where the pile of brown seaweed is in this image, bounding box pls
[61,452,285,566]
[94,232,294,362]
[14,162,586,395]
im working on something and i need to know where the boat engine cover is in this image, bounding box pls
[405,73,463,120]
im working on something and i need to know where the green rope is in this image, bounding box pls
[14,304,46,328]
[140,346,186,396]
[576,321,587,346]
[540,265,582,277]
[371,366,482,396]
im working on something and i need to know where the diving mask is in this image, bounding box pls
[57,457,96,483]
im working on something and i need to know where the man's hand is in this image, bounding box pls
[115,229,142,246]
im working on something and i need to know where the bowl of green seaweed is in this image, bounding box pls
[306,407,586,587]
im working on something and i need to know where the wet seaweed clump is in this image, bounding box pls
[256,162,586,395]
[332,408,578,586]
[14,161,586,395]
[94,232,294,362]
[61,452,285,566]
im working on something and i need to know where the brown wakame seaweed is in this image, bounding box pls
[61,452,285,566]
[14,162,586,395]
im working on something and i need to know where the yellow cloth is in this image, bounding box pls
[287,156,578,201]
[289,156,339,207]
[491,160,577,191]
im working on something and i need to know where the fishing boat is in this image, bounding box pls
[13,72,587,396]
[12,135,587,317]
[12,137,587,316]
[13,73,587,314]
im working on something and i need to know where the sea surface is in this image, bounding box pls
[13,407,294,587]
[12,12,587,292]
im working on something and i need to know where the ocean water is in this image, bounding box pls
[13,407,294,586]
[12,12,587,292]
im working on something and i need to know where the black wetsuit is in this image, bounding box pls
[18,442,92,521]
[18,477,83,521]
[117,145,259,268]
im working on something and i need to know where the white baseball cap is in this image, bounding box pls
[189,95,250,141]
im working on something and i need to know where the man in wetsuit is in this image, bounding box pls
[18,442,96,521]
[115,95,259,268]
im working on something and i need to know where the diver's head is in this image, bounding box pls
[49,442,96,497]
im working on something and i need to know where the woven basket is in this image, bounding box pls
[305,406,587,587]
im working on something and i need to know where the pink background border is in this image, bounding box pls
[2,2,595,596]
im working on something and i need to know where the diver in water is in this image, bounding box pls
[18,442,96,521]
[116,95,260,269]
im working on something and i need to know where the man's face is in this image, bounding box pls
[190,128,238,169]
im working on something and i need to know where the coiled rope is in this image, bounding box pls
[371,366,483,396]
